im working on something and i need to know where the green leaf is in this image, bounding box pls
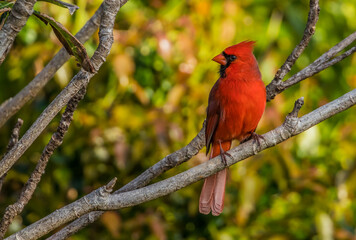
[33,11,95,73]
[0,1,14,10]
[0,1,11,29]
[38,0,78,15]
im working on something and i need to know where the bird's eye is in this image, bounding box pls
[230,55,237,60]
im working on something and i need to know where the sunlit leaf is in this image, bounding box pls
[33,10,95,73]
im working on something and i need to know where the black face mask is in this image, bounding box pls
[219,51,237,78]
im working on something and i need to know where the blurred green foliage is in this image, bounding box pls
[1,0,356,239]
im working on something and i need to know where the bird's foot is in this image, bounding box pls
[241,132,265,148]
[218,140,233,167]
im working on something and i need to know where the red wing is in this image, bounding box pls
[205,112,219,155]
[205,80,220,155]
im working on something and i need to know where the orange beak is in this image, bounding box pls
[212,53,227,65]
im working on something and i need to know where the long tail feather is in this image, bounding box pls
[199,141,231,216]
[211,168,227,216]
[199,174,216,214]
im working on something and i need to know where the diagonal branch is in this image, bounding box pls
[47,121,206,240]
[267,31,356,101]
[268,0,319,91]
[0,0,37,65]
[6,178,117,240]
[48,2,356,237]
[49,36,356,240]
[0,3,104,129]
[0,87,86,239]
[10,89,356,240]
[98,90,355,210]
[0,0,129,179]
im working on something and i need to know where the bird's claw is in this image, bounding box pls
[241,132,264,149]
[220,152,233,167]
[218,140,233,167]
[251,132,264,149]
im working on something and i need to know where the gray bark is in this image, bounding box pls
[0,3,103,128]
[7,89,356,240]
[0,0,37,64]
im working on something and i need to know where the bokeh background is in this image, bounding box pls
[1,0,356,239]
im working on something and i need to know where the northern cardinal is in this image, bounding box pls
[199,41,266,216]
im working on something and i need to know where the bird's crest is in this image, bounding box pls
[224,41,255,56]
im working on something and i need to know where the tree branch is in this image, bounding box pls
[2,0,354,238]
[47,121,206,240]
[6,178,117,240]
[47,1,356,236]
[0,118,23,193]
[0,0,128,179]
[267,31,356,101]
[266,0,319,99]
[0,3,104,129]
[0,87,86,239]
[9,89,356,240]
[0,0,37,65]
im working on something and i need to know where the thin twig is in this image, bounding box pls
[10,89,356,240]
[0,88,86,239]
[0,0,37,64]
[0,3,104,129]
[267,31,356,101]
[266,0,320,100]
[0,118,23,193]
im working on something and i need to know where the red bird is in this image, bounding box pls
[199,41,266,216]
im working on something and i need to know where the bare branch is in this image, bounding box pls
[268,0,319,91]
[118,120,206,193]
[287,97,304,118]
[47,121,206,240]
[47,2,356,237]
[2,0,353,238]
[98,90,355,210]
[267,31,356,101]
[48,35,356,240]
[49,16,356,240]
[0,88,86,239]
[6,178,117,240]
[0,0,37,64]
[0,0,128,179]
[10,89,356,240]
[0,3,104,129]
[0,118,23,192]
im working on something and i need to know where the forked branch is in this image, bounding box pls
[47,0,356,238]
[266,31,356,101]
[273,0,320,83]
[8,89,356,240]
[0,88,87,239]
